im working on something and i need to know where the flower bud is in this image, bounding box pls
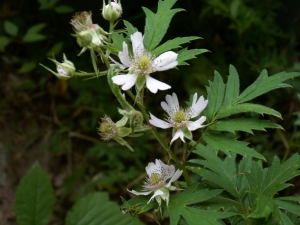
[40,54,75,80]
[102,0,122,22]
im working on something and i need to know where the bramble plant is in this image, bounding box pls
[13,0,300,224]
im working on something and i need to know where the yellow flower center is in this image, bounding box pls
[99,121,111,134]
[137,56,151,72]
[149,173,161,185]
[173,110,186,123]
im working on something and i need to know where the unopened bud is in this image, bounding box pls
[102,0,122,22]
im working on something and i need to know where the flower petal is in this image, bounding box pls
[118,42,131,67]
[131,32,144,58]
[190,93,208,118]
[166,169,183,188]
[158,159,175,180]
[187,116,206,131]
[112,74,138,90]
[149,113,173,129]
[153,51,178,71]
[145,159,162,176]
[145,76,171,93]
[162,93,179,116]
[170,129,185,144]
[128,189,153,196]
[148,189,164,204]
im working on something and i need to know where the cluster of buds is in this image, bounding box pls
[70,11,109,55]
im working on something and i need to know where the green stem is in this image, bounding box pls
[74,71,107,77]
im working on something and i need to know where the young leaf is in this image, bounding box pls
[143,0,183,50]
[216,103,282,119]
[112,33,125,52]
[235,70,300,104]
[152,36,200,55]
[66,192,144,225]
[209,118,282,134]
[123,20,138,36]
[202,132,265,160]
[14,162,55,225]
[202,71,225,122]
[169,185,235,225]
[4,20,18,37]
[176,48,209,66]
[248,190,275,219]
[23,23,47,42]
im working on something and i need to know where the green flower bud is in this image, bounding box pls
[102,0,122,22]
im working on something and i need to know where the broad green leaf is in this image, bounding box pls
[276,200,300,216]
[209,118,282,134]
[219,65,240,111]
[66,192,144,225]
[120,195,157,216]
[54,5,74,14]
[262,154,300,196]
[280,212,295,225]
[202,71,225,122]
[23,23,47,42]
[216,103,281,119]
[152,36,200,55]
[169,185,235,225]
[176,48,209,66]
[248,191,275,219]
[112,32,125,52]
[123,20,138,36]
[235,70,300,104]
[14,162,55,225]
[143,0,183,50]
[4,20,18,36]
[202,132,265,160]
[0,35,11,51]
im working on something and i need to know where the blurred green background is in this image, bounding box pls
[1,0,300,224]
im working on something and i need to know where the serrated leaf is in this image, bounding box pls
[14,162,55,225]
[216,103,282,119]
[202,132,265,160]
[152,36,200,55]
[237,156,252,198]
[176,48,209,66]
[4,20,18,37]
[210,118,282,134]
[276,200,300,216]
[202,71,225,122]
[123,20,138,36]
[169,185,235,225]
[143,0,183,50]
[66,192,144,225]
[112,32,125,52]
[219,65,240,111]
[235,70,300,104]
[276,196,300,202]
[120,195,157,216]
[280,212,295,225]
[248,191,275,219]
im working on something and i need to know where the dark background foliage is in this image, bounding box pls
[1,0,300,224]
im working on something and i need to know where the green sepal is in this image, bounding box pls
[181,126,193,141]
[135,75,146,92]
[116,116,128,127]
[117,127,131,137]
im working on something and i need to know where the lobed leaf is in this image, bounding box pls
[209,118,282,134]
[176,48,209,66]
[14,162,55,225]
[66,192,144,225]
[123,20,138,36]
[152,36,200,55]
[143,0,183,50]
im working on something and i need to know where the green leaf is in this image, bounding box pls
[14,162,55,225]
[23,23,47,42]
[54,5,74,14]
[112,32,125,52]
[123,20,138,36]
[66,192,144,225]
[120,195,157,216]
[248,191,275,219]
[276,200,300,216]
[143,0,183,50]
[219,65,240,111]
[202,132,265,160]
[169,185,235,225]
[18,61,37,73]
[4,20,18,37]
[209,118,282,134]
[216,103,282,119]
[280,212,295,225]
[235,70,300,104]
[176,48,209,66]
[0,35,11,51]
[152,36,200,55]
[202,71,225,122]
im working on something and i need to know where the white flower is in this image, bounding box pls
[149,93,208,143]
[128,159,182,206]
[111,31,178,93]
